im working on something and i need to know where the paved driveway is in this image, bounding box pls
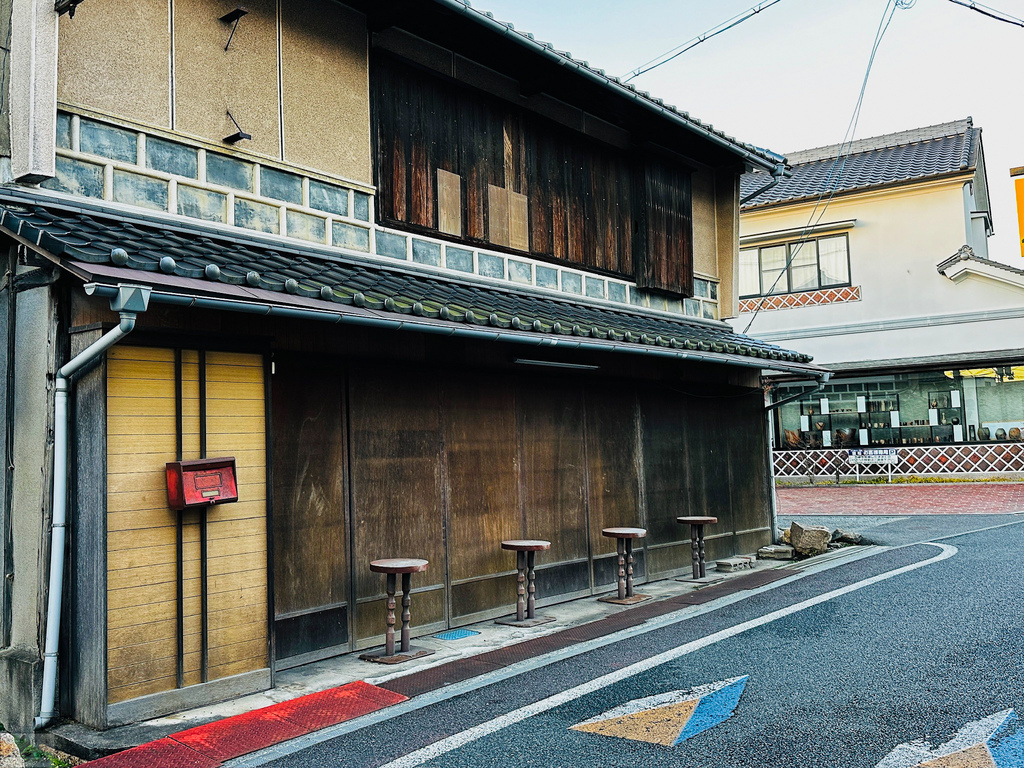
[777,482,1024,515]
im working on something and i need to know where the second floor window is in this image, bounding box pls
[739,234,850,298]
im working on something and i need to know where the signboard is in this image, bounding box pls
[847,448,898,481]
[847,448,898,465]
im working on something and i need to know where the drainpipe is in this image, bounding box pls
[740,163,788,206]
[764,371,832,412]
[36,282,151,730]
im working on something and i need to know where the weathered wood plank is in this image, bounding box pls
[437,169,462,236]
[487,184,510,247]
[509,190,529,252]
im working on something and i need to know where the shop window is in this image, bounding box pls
[740,234,850,298]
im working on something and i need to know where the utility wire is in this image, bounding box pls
[947,0,1024,27]
[623,0,783,82]
[742,0,909,335]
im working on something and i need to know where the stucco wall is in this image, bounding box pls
[731,178,1024,365]
[55,0,371,184]
[0,0,11,163]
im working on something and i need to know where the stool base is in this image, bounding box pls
[495,614,556,628]
[598,593,651,606]
[359,646,435,665]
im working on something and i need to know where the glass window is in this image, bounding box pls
[739,248,759,297]
[760,245,788,295]
[741,234,851,298]
[789,241,818,291]
[818,235,850,287]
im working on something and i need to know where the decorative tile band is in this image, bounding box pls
[41,110,720,320]
[773,443,1024,477]
[739,285,860,314]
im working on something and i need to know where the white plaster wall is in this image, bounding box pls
[731,178,1024,367]
[765,314,1024,368]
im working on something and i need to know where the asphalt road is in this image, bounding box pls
[238,514,1024,768]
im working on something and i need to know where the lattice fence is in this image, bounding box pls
[773,443,1024,478]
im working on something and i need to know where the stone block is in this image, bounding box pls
[757,544,795,560]
[790,521,831,557]
[716,556,753,573]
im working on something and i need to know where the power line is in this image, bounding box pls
[623,1,783,83]
[947,0,1024,28]
[742,0,909,335]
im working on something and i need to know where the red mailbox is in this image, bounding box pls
[166,457,239,510]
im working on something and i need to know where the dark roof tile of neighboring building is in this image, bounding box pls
[0,199,814,365]
[741,118,979,210]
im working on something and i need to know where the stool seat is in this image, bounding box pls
[369,558,429,574]
[676,516,718,525]
[602,527,646,539]
[501,539,551,552]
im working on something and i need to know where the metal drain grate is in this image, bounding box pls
[432,628,481,641]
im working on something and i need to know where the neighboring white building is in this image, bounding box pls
[733,119,1024,477]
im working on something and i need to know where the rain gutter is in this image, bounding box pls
[82,283,825,377]
[36,283,151,729]
[764,372,833,412]
[740,163,788,206]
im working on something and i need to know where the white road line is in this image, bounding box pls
[229,546,885,767]
[379,542,958,768]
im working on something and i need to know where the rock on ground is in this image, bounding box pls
[790,521,832,556]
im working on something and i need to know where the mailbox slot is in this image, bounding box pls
[166,457,239,510]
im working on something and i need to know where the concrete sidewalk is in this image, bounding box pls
[44,556,805,765]
[777,481,1024,516]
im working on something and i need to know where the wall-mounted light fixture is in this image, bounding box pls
[223,110,251,144]
[220,6,249,50]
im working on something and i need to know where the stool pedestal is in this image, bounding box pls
[496,540,556,627]
[676,516,719,582]
[360,558,435,665]
[598,527,651,605]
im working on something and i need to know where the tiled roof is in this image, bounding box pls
[937,245,1024,279]
[0,199,814,366]
[741,119,979,209]
[436,0,785,171]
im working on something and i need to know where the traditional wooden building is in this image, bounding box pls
[0,0,821,735]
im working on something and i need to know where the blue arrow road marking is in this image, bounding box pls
[673,675,749,745]
[988,710,1024,767]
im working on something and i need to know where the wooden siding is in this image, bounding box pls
[373,55,669,282]
[638,159,695,295]
[106,347,267,705]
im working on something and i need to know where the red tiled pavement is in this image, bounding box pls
[778,482,1024,516]
[84,681,408,766]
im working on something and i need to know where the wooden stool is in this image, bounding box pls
[359,558,435,664]
[599,527,651,605]
[495,540,555,627]
[677,516,718,580]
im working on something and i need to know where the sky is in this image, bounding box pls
[478,0,1024,264]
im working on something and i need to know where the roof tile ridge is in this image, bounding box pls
[784,118,974,166]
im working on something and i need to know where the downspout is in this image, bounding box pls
[764,371,832,412]
[36,282,150,730]
[740,163,787,206]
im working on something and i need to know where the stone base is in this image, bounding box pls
[359,646,435,665]
[758,544,796,560]
[495,615,556,628]
[0,647,42,742]
[597,593,651,605]
[676,574,727,585]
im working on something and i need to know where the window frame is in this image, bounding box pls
[739,232,851,299]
